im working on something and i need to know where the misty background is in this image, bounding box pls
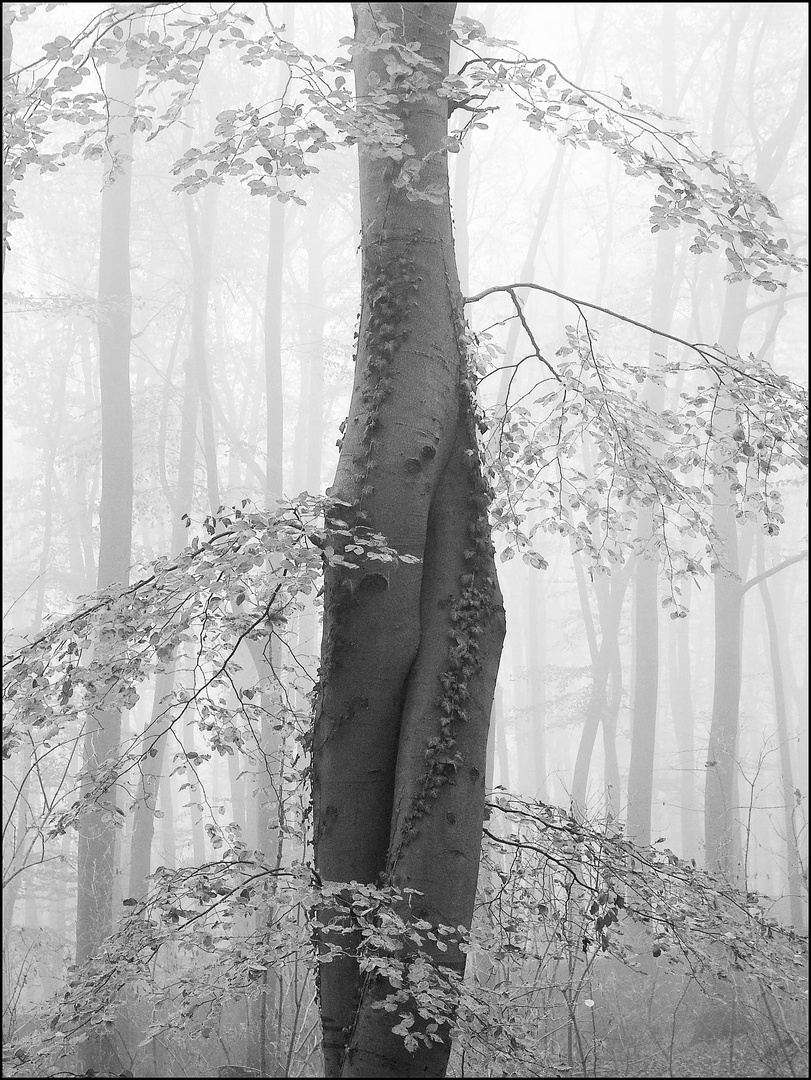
[2,3,807,1077]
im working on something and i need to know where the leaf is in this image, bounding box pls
[55,65,83,90]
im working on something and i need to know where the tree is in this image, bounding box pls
[313,6,505,1075]
[2,4,807,1078]
[702,8,808,884]
[74,33,139,1076]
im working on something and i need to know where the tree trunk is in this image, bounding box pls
[127,668,176,900]
[755,538,806,932]
[667,581,699,859]
[702,11,749,872]
[128,122,221,903]
[527,567,548,801]
[2,5,14,278]
[704,376,745,883]
[76,43,138,1077]
[248,15,293,1068]
[571,564,632,816]
[184,180,220,515]
[264,185,285,501]
[304,194,327,494]
[702,2,805,885]
[626,2,678,848]
[313,6,505,1076]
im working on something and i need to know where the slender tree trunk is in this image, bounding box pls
[527,568,548,801]
[701,6,751,881]
[513,625,535,798]
[2,755,33,1034]
[314,7,505,1076]
[184,181,220,515]
[304,195,327,494]
[127,335,202,901]
[245,643,286,1079]
[705,375,745,883]
[76,44,138,1077]
[265,188,285,501]
[495,696,511,791]
[33,342,71,629]
[703,2,805,884]
[184,715,206,866]
[127,669,177,900]
[2,5,14,279]
[667,582,699,859]
[626,3,678,847]
[602,640,622,821]
[571,564,632,816]
[627,551,659,844]
[159,773,176,868]
[247,15,294,1071]
[485,683,502,791]
[128,124,222,903]
[755,538,806,931]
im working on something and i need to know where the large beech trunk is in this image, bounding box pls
[313,5,505,1076]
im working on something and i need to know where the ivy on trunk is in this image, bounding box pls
[312,4,505,1076]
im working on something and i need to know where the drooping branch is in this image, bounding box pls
[466,280,809,402]
[466,281,726,375]
[492,286,562,383]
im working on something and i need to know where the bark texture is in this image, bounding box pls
[313,5,505,1076]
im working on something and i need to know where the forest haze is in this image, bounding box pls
[2,3,808,1078]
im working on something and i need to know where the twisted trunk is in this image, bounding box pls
[313,6,505,1076]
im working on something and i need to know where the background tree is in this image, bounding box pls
[74,32,139,1075]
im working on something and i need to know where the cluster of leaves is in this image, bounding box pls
[470,322,807,603]
[4,792,806,1077]
[444,22,806,290]
[3,3,226,247]
[3,4,457,213]
[482,793,806,972]
[2,495,419,827]
[466,794,808,1074]
[170,14,459,204]
[8,4,807,274]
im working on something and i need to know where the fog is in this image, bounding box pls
[2,3,808,1078]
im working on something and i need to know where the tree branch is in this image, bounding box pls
[741,550,808,596]
[745,291,807,319]
[464,281,724,372]
[502,287,561,382]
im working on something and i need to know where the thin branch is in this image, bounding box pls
[465,282,724,374]
[746,291,807,319]
[740,550,808,596]
[502,287,562,382]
